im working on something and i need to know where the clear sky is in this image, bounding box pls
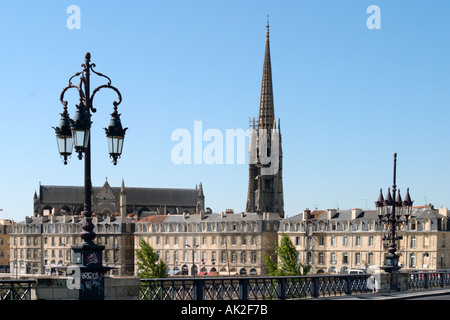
[1,0,450,222]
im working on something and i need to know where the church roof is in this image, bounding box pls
[38,183,199,207]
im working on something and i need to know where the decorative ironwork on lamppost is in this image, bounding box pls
[53,52,127,299]
[375,153,413,290]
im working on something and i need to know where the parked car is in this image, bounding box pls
[348,269,367,275]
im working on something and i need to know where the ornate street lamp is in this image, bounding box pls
[375,153,413,290]
[53,107,73,165]
[104,107,127,165]
[54,52,126,299]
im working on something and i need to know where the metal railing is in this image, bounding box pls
[0,279,34,300]
[409,271,450,290]
[140,274,374,300]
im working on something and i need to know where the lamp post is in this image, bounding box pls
[185,244,199,277]
[54,52,127,299]
[375,153,413,290]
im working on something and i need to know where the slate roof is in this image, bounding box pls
[38,184,199,206]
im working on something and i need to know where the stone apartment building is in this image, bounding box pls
[134,211,280,276]
[0,219,11,273]
[280,205,450,274]
[10,214,135,276]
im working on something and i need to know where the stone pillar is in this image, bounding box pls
[71,243,114,300]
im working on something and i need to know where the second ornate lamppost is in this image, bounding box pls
[375,153,413,290]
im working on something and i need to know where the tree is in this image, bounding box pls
[135,238,167,278]
[264,233,311,276]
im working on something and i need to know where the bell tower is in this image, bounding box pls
[246,20,284,218]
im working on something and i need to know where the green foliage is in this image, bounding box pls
[135,238,168,278]
[264,233,311,276]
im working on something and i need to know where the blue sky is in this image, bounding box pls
[1,0,450,221]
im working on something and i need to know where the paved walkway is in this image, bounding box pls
[320,288,450,300]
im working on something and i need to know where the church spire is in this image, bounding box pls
[246,19,284,218]
[258,18,275,130]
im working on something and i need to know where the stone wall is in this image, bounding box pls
[373,271,409,293]
[31,275,140,300]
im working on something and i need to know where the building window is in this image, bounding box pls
[410,220,417,231]
[295,237,301,246]
[410,236,416,248]
[410,253,416,268]
[343,235,348,247]
[343,252,348,264]
[369,236,374,247]
[330,252,336,264]
[331,236,336,247]
[221,251,226,263]
[355,252,361,265]
[251,251,257,264]
[319,222,325,231]
[423,219,431,231]
[318,252,324,264]
[343,222,349,231]
[319,236,324,246]
[355,236,361,247]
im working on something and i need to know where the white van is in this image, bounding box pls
[348,269,367,275]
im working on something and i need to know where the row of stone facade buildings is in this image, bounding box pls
[282,205,450,274]
[8,203,450,277]
[8,23,450,278]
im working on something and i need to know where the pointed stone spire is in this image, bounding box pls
[198,182,204,197]
[258,18,275,130]
[120,178,127,218]
[196,182,205,214]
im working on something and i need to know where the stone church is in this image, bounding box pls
[33,179,206,220]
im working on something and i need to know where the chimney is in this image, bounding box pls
[327,209,336,220]
[439,207,448,218]
[352,208,362,220]
[303,209,311,221]
[200,210,205,220]
[221,212,225,219]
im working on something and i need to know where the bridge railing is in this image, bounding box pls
[139,274,374,300]
[0,279,34,300]
[408,271,450,290]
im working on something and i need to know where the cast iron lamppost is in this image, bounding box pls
[53,52,127,299]
[185,243,199,277]
[375,153,413,290]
